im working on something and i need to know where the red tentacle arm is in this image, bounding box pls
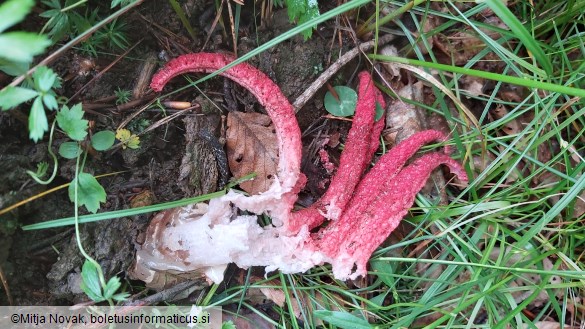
[313,130,452,247]
[317,152,468,279]
[287,72,379,233]
[150,53,304,224]
[366,88,387,161]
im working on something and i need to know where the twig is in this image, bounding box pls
[292,33,395,112]
[201,0,225,52]
[0,264,13,305]
[137,13,191,54]
[110,93,157,112]
[121,280,202,306]
[82,94,156,112]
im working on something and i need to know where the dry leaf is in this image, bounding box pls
[130,190,154,208]
[259,286,303,318]
[523,321,578,329]
[574,190,585,219]
[251,278,345,325]
[460,75,485,97]
[226,112,278,194]
[384,82,427,144]
[380,45,401,78]
[491,104,522,135]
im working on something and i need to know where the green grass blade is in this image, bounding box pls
[483,0,553,76]
[517,172,585,248]
[21,190,226,230]
[168,0,197,41]
[369,54,585,97]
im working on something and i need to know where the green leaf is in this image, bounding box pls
[285,0,319,39]
[39,8,61,19]
[33,66,59,92]
[69,173,106,213]
[111,0,134,8]
[56,104,88,141]
[324,86,358,117]
[0,0,35,33]
[222,321,237,329]
[113,291,130,301]
[111,0,123,8]
[80,260,104,302]
[370,259,396,288]
[102,276,121,300]
[0,86,38,110]
[59,142,81,159]
[0,32,51,63]
[0,59,29,76]
[91,130,115,151]
[29,97,48,142]
[313,310,372,329]
[112,292,130,302]
[43,94,58,111]
[375,102,384,122]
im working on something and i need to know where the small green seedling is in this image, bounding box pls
[114,87,131,104]
[275,0,320,39]
[0,66,61,142]
[80,260,129,303]
[324,85,385,122]
[324,86,358,117]
[55,104,115,213]
[115,128,140,149]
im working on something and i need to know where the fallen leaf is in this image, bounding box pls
[115,128,140,149]
[259,286,303,318]
[226,112,278,195]
[130,189,154,208]
[491,104,522,135]
[523,321,578,329]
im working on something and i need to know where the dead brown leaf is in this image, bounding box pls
[491,104,522,135]
[226,111,278,195]
[259,285,303,318]
[523,321,578,329]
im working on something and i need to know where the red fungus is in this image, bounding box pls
[316,152,467,278]
[150,52,305,224]
[366,88,387,161]
[288,72,381,233]
[132,53,468,285]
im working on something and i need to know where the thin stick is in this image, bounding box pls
[201,0,225,51]
[292,33,395,112]
[226,0,237,56]
[0,264,13,305]
[121,280,202,306]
